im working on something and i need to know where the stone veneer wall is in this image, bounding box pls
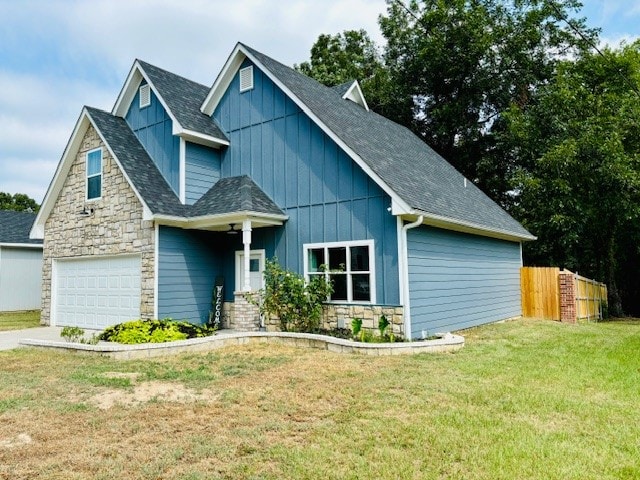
[41,125,155,324]
[261,303,405,337]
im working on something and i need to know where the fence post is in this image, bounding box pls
[558,270,577,323]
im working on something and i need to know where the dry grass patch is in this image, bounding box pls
[0,320,639,479]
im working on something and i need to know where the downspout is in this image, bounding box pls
[401,215,423,341]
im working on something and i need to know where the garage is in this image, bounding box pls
[53,255,141,329]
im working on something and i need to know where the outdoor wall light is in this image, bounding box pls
[78,207,94,217]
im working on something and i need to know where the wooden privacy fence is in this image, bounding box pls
[521,267,607,322]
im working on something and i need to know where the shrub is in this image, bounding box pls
[99,319,216,344]
[257,259,333,332]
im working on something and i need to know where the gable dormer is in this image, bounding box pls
[111,60,230,204]
[341,80,369,111]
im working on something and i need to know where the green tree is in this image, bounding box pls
[295,30,393,115]
[378,0,597,203]
[507,43,640,315]
[0,192,39,212]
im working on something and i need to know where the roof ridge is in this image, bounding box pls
[136,59,209,90]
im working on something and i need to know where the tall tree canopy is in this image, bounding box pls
[378,0,597,203]
[295,30,392,114]
[0,192,39,213]
[507,43,640,315]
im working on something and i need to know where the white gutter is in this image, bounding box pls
[400,215,423,341]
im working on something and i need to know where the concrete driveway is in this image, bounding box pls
[0,327,64,351]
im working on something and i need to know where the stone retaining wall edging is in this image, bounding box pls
[19,331,464,360]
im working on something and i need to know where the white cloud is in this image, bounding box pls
[0,0,388,203]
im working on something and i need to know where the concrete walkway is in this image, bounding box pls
[0,327,65,351]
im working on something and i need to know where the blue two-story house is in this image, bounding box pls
[31,43,534,339]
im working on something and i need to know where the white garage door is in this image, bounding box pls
[54,255,141,329]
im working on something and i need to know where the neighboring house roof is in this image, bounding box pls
[136,60,228,142]
[0,211,42,246]
[332,81,356,96]
[192,176,285,217]
[238,44,533,241]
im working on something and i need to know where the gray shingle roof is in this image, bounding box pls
[242,44,533,240]
[192,176,285,217]
[0,211,42,245]
[86,107,188,217]
[137,60,228,142]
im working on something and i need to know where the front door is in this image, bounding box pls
[235,250,266,291]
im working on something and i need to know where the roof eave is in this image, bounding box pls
[0,242,43,249]
[154,211,288,230]
[176,128,230,148]
[404,209,536,242]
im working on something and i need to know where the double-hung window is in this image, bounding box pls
[304,240,375,303]
[86,148,102,200]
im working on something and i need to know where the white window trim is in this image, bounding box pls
[303,240,376,304]
[85,147,103,202]
[239,65,254,92]
[234,249,266,292]
[139,84,151,108]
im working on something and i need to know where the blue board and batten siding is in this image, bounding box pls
[185,143,221,204]
[407,226,522,336]
[125,83,180,194]
[157,226,221,324]
[213,59,400,305]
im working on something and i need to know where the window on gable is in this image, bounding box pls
[139,84,151,108]
[239,66,254,92]
[86,148,102,200]
[304,240,375,303]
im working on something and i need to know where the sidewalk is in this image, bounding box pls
[0,327,64,351]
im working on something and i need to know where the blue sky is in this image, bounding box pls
[0,0,638,204]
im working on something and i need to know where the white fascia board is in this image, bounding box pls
[343,80,369,111]
[404,209,537,242]
[201,43,246,116]
[112,62,144,116]
[84,109,154,220]
[30,110,93,240]
[0,243,43,249]
[153,211,288,229]
[176,128,229,148]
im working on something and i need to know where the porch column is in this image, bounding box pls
[242,219,252,291]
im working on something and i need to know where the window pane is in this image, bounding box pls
[87,150,102,176]
[308,248,324,273]
[249,259,260,272]
[350,245,370,271]
[87,176,101,200]
[352,274,371,301]
[328,247,346,271]
[330,274,347,301]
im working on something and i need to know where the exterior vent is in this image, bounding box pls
[139,84,151,108]
[239,66,254,92]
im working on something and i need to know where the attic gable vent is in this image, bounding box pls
[139,84,151,108]
[239,66,254,92]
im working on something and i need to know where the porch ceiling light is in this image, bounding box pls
[226,223,239,234]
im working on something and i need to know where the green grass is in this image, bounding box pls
[0,310,40,331]
[0,318,638,479]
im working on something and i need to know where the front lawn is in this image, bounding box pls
[0,318,638,479]
[0,310,40,331]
